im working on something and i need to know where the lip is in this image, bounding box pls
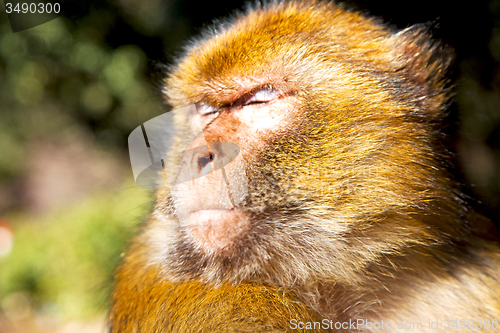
[187,209,240,227]
[184,208,250,251]
[191,208,233,213]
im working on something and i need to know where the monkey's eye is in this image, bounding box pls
[196,102,220,116]
[242,89,279,106]
[195,102,222,129]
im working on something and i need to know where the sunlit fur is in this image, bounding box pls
[110,240,323,332]
[110,1,500,331]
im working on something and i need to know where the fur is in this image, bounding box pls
[110,1,500,332]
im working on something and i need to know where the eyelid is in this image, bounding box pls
[243,89,279,105]
[195,88,279,114]
[196,102,219,116]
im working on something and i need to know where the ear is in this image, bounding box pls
[390,24,454,116]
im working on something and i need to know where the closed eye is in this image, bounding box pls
[195,88,279,119]
[196,103,219,116]
[195,102,222,130]
[242,89,279,106]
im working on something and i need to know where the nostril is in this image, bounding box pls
[197,153,214,171]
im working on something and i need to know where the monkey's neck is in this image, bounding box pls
[297,209,492,321]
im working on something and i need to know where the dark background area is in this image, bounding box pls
[0,0,499,332]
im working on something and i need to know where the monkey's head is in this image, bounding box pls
[146,1,460,288]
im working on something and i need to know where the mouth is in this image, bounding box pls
[184,209,251,253]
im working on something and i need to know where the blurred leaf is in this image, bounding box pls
[0,180,152,319]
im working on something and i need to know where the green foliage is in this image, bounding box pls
[0,15,164,181]
[0,180,152,319]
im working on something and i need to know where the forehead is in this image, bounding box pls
[165,2,391,106]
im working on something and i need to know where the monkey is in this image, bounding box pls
[110,1,500,332]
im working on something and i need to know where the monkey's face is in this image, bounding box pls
[146,2,456,287]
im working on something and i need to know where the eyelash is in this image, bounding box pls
[196,104,220,116]
[243,89,278,105]
[196,89,278,116]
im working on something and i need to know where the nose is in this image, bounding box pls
[183,144,216,181]
[197,150,214,173]
[176,141,240,184]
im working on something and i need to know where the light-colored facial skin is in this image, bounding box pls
[169,88,300,254]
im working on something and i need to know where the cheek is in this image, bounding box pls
[235,99,298,136]
[236,105,284,132]
[205,98,299,158]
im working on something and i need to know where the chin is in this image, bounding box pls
[184,209,251,254]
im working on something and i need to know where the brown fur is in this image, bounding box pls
[110,1,500,332]
[110,241,323,332]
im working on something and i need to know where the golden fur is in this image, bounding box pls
[110,1,500,332]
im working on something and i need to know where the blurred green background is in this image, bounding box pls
[0,0,499,332]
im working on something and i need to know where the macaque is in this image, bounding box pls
[110,1,500,332]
